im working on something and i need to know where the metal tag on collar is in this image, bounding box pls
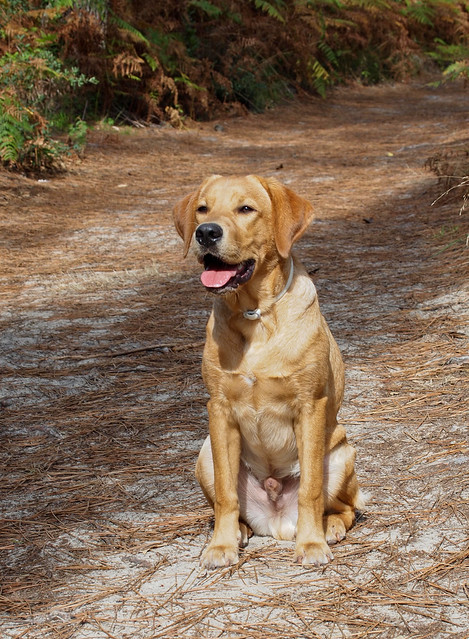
[241,257,294,322]
[243,308,261,321]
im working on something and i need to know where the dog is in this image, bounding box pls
[173,175,365,569]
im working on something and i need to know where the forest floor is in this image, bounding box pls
[0,78,468,639]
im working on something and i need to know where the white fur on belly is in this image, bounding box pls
[238,466,299,540]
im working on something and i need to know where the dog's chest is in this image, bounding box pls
[226,367,294,408]
[224,369,300,478]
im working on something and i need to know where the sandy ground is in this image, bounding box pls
[0,79,468,638]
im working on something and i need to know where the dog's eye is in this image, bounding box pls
[239,205,255,214]
[197,205,208,213]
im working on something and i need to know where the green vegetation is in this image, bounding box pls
[1,0,468,172]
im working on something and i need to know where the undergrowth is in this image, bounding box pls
[1,0,468,172]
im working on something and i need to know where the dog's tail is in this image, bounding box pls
[354,488,369,512]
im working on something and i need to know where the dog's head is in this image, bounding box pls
[173,175,314,293]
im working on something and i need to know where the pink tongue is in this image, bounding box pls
[201,267,238,288]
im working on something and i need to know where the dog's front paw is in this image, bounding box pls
[201,544,239,569]
[294,541,334,567]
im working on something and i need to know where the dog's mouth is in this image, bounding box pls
[200,254,255,292]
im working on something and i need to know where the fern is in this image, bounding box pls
[309,59,330,97]
[402,0,435,26]
[142,52,159,72]
[443,60,469,82]
[0,96,32,165]
[347,0,390,8]
[0,94,67,171]
[317,39,339,68]
[174,72,205,91]
[68,117,88,154]
[189,0,223,18]
[109,12,150,46]
[429,39,469,65]
[251,0,286,23]
[299,0,343,7]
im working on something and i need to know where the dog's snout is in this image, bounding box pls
[196,223,223,248]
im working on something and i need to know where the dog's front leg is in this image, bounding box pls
[294,397,334,567]
[201,399,241,569]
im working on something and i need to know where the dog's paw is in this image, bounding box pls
[201,544,239,569]
[294,541,334,567]
[325,515,347,545]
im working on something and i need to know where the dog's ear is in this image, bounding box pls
[258,177,314,259]
[173,191,198,258]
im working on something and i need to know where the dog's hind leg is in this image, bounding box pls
[324,483,367,545]
[324,507,355,544]
[195,436,216,505]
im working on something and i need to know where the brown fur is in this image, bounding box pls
[173,175,364,568]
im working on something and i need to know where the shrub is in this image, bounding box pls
[0,93,67,172]
[0,2,97,171]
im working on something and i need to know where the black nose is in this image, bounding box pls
[195,223,223,248]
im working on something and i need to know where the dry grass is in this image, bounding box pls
[0,80,468,638]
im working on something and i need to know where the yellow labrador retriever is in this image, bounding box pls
[173,175,365,569]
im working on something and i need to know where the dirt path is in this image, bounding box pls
[1,80,468,639]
